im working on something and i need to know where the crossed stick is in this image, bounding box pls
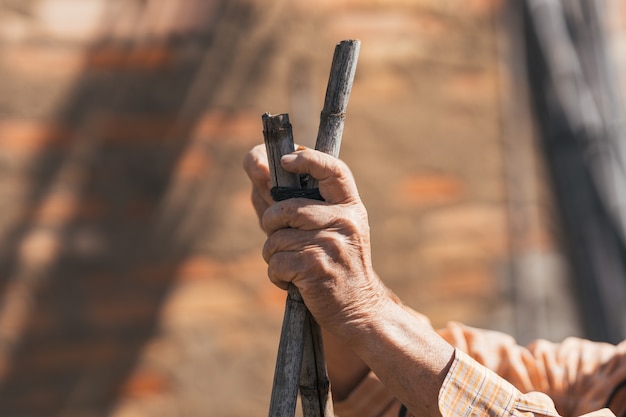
[262,39,360,417]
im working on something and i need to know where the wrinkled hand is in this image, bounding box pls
[243,145,453,414]
[243,144,390,335]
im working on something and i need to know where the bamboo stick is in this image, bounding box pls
[315,39,360,158]
[298,39,360,417]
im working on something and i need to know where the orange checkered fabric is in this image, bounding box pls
[335,317,626,417]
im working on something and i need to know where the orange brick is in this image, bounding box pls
[416,204,509,263]
[396,172,465,206]
[123,198,157,220]
[26,193,106,225]
[33,193,74,224]
[216,254,268,291]
[428,265,496,299]
[22,341,121,372]
[92,113,179,144]
[444,70,497,105]
[417,239,492,264]
[1,45,85,78]
[119,369,170,399]
[174,147,213,180]
[174,256,223,281]
[86,298,157,328]
[0,120,72,156]
[351,69,409,101]
[420,204,507,240]
[87,44,175,71]
[328,11,448,45]
[192,110,261,145]
[132,263,177,285]
[161,279,247,323]
[467,0,502,16]
[293,0,441,11]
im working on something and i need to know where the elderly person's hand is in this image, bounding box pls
[243,144,454,416]
[243,144,375,399]
[260,148,390,334]
[244,144,390,332]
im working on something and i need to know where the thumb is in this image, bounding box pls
[280,149,360,204]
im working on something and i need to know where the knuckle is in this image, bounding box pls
[242,148,259,171]
[267,260,280,280]
[261,204,283,233]
[333,210,364,235]
[277,201,311,228]
[250,164,268,184]
[252,189,268,209]
[262,238,273,263]
[261,213,272,233]
[243,148,269,181]
[268,251,303,284]
[310,235,346,271]
[267,265,288,290]
[319,232,344,253]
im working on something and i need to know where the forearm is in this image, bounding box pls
[332,308,616,417]
[322,329,370,401]
[322,292,432,403]
[336,299,455,417]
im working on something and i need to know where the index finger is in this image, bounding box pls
[280,149,360,205]
[243,144,273,208]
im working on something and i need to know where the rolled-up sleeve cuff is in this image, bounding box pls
[440,349,562,417]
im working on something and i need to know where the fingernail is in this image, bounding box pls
[281,154,297,164]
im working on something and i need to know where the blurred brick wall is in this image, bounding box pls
[0,0,599,416]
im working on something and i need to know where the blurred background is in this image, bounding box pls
[0,0,625,416]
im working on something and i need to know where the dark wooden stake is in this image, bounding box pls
[263,39,360,417]
[263,113,306,417]
[298,312,332,416]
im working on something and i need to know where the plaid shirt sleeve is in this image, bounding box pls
[439,349,584,417]
[334,319,625,417]
[335,348,618,417]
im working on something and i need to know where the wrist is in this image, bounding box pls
[347,298,417,358]
[339,300,454,417]
[326,282,396,345]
